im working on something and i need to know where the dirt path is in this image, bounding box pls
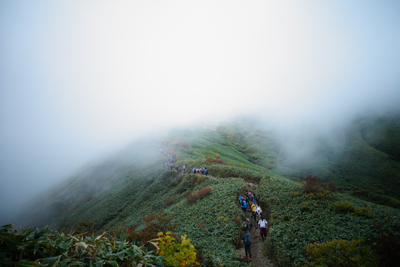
[176,166,273,266]
[236,182,274,267]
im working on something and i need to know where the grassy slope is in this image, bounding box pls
[257,174,400,266]
[237,114,400,204]
[14,140,165,229]
[9,113,400,266]
[335,123,400,198]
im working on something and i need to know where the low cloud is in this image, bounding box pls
[1,0,400,221]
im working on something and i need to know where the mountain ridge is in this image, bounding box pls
[6,112,400,266]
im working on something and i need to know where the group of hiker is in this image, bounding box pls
[190,166,208,175]
[160,145,267,261]
[161,147,209,175]
[239,191,268,260]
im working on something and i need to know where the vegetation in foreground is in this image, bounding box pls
[258,175,400,266]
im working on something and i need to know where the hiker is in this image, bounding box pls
[242,230,252,259]
[255,204,262,218]
[239,195,243,205]
[242,218,250,231]
[253,193,258,203]
[251,202,257,221]
[204,168,208,175]
[183,165,186,173]
[258,216,268,241]
[249,192,255,203]
[193,167,196,174]
[176,165,179,171]
[241,198,247,214]
[201,167,204,175]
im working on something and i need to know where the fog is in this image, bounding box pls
[1,1,400,221]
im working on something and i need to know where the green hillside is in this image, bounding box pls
[7,113,400,266]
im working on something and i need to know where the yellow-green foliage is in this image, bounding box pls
[156,232,198,266]
[329,201,375,218]
[304,191,329,200]
[353,206,375,218]
[304,239,379,267]
[329,201,354,212]
[217,216,231,222]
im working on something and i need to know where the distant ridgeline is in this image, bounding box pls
[8,112,400,266]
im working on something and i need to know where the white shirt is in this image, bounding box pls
[255,206,262,213]
[258,219,268,228]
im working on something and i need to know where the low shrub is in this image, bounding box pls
[129,211,177,243]
[156,231,198,266]
[204,155,227,165]
[304,239,379,267]
[329,201,355,213]
[330,201,375,218]
[185,188,212,203]
[185,192,198,203]
[304,191,331,200]
[164,196,176,207]
[353,206,375,218]
[197,188,212,199]
[303,176,337,194]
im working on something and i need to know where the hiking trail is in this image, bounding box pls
[162,147,273,266]
[236,182,274,267]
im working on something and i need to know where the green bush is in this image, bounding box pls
[304,239,379,267]
[330,201,375,218]
[329,201,355,213]
[0,224,165,267]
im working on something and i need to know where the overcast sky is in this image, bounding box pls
[1,0,400,218]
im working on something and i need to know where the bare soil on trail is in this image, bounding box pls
[236,182,274,267]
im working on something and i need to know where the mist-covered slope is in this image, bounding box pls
[8,112,400,265]
[13,112,400,230]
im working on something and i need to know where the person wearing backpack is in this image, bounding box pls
[255,204,262,218]
[241,198,247,214]
[183,165,186,173]
[258,216,268,241]
[239,195,243,205]
[242,230,252,259]
[253,193,258,203]
[241,218,250,231]
[251,202,257,221]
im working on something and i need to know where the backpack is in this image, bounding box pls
[244,233,251,246]
[242,221,248,230]
[242,200,247,208]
